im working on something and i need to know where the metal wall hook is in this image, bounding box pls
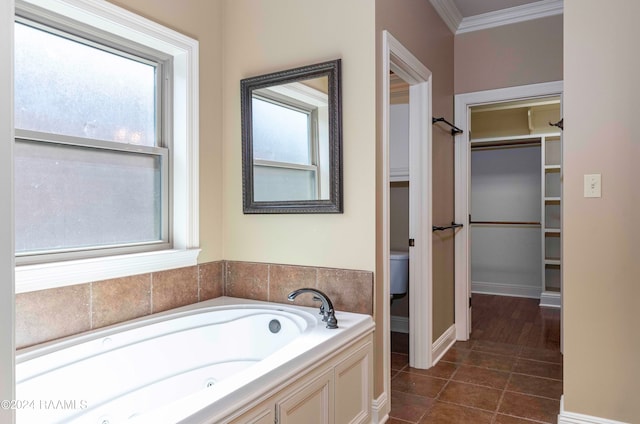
[549,118,563,130]
[432,222,464,232]
[432,117,463,136]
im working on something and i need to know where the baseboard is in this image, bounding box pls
[472,281,541,299]
[390,315,409,334]
[371,391,389,424]
[558,396,629,424]
[540,291,562,308]
[432,324,456,364]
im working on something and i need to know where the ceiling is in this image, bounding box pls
[452,0,542,18]
[429,0,563,34]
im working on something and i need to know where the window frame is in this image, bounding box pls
[14,0,200,293]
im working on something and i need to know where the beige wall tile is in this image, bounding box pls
[92,274,151,329]
[317,268,373,315]
[225,261,268,301]
[151,266,198,313]
[269,264,317,307]
[16,284,90,349]
[198,261,224,301]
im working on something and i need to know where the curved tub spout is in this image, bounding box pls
[287,288,339,329]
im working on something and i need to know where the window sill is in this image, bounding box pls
[15,248,201,294]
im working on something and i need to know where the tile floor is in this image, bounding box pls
[389,295,562,424]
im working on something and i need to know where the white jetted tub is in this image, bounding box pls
[16,296,374,423]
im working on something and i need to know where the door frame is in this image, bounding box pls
[382,30,433,376]
[453,81,564,340]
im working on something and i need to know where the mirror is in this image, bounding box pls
[241,59,342,213]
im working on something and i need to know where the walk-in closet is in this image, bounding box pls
[470,97,562,307]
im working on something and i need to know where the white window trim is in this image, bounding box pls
[15,0,200,294]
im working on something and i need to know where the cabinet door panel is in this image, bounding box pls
[277,369,333,424]
[335,343,372,424]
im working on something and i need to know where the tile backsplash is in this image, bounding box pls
[15,261,372,349]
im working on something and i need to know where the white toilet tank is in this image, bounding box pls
[390,250,409,295]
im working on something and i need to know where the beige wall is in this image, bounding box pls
[563,1,640,421]
[221,0,376,273]
[107,0,224,263]
[455,15,563,94]
[375,0,455,395]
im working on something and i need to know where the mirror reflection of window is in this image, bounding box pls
[251,78,329,201]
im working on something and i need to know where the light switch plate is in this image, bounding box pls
[584,174,601,198]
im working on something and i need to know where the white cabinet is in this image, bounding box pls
[390,103,409,181]
[227,334,373,424]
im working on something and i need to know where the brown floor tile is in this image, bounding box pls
[454,340,475,350]
[388,418,413,424]
[473,340,521,356]
[390,391,435,423]
[519,346,563,364]
[513,358,563,380]
[507,374,563,400]
[392,352,409,371]
[462,350,516,372]
[441,347,471,363]
[451,365,510,390]
[499,392,560,423]
[438,381,502,411]
[495,414,543,424]
[419,401,493,424]
[406,361,458,379]
[392,371,447,398]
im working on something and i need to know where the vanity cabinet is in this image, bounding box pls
[228,334,372,424]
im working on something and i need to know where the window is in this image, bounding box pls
[15,18,168,262]
[15,0,199,292]
[251,81,329,201]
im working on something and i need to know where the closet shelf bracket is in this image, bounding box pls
[432,222,463,232]
[432,117,463,136]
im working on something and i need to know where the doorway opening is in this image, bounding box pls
[467,95,562,348]
[455,82,562,340]
[379,30,433,417]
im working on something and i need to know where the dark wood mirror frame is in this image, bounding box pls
[241,59,343,214]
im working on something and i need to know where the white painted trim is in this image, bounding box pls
[558,396,630,424]
[428,0,462,34]
[431,324,456,365]
[389,167,409,182]
[15,0,200,292]
[382,31,434,412]
[472,281,542,299]
[390,315,409,334]
[431,0,563,35]
[408,78,433,370]
[540,291,562,308]
[0,0,15,422]
[458,0,563,34]
[370,391,389,424]
[454,81,564,341]
[15,249,201,293]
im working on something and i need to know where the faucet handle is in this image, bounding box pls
[313,296,326,317]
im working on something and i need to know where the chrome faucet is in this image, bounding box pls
[287,288,339,329]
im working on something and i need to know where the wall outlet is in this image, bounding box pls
[584,174,601,198]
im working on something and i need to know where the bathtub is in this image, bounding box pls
[16,296,374,423]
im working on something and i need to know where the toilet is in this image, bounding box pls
[390,250,409,297]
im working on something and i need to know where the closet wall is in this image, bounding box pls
[470,101,561,300]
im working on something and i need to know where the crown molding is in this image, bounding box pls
[457,0,563,34]
[429,0,462,34]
